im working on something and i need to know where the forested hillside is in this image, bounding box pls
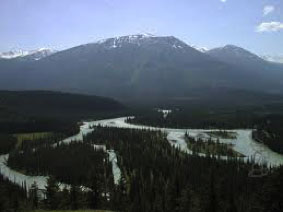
[0,90,125,135]
[0,90,124,120]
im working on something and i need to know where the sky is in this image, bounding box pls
[0,0,282,55]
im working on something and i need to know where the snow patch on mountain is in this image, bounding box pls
[96,33,156,46]
[0,48,56,60]
[0,50,29,59]
[261,55,283,63]
[94,34,190,50]
[191,45,209,53]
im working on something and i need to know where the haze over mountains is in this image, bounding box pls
[0,34,283,102]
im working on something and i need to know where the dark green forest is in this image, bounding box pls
[8,141,114,187]
[0,174,29,212]
[0,90,126,135]
[0,90,124,119]
[252,115,283,154]
[2,127,282,212]
[0,90,127,167]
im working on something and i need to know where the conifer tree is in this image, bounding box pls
[70,184,80,210]
[29,182,39,209]
[45,175,60,210]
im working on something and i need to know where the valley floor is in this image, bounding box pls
[88,117,283,166]
[2,116,283,194]
[1,116,283,212]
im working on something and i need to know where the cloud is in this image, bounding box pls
[263,5,275,16]
[220,0,227,2]
[256,22,283,32]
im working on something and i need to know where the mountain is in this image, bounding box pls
[0,48,55,60]
[206,45,283,69]
[0,34,283,102]
[261,55,283,64]
[206,45,283,92]
[206,45,266,67]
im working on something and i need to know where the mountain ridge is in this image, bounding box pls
[0,34,283,101]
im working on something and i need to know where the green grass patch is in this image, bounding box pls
[13,132,54,147]
[206,130,237,139]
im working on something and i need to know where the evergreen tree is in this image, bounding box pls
[87,170,102,209]
[29,182,39,209]
[45,176,60,210]
[207,172,218,212]
[70,184,80,210]
[177,185,192,212]
[58,186,70,210]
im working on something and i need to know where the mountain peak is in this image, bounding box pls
[94,34,188,50]
[96,33,160,44]
[222,44,240,49]
[206,44,264,66]
[221,45,254,54]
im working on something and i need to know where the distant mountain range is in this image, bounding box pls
[0,34,283,102]
[0,48,56,60]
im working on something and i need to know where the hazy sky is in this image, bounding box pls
[0,0,282,55]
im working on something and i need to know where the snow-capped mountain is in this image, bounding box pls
[96,34,211,53]
[94,33,188,50]
[0,48,56,60]
[0,34,282,100]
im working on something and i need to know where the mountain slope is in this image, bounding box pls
[0,35,283,101]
